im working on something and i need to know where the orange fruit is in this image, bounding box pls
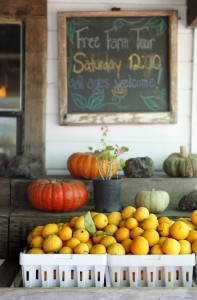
[130,236,149,255]
[107,242,126,255]
[158,216,172,224]
[92,231,106,244]
[125,217,138,230]
[66,237,80,249]
[107,211,122,226]
[192,239,197,253]
[90,244,106,254]
[70,216,79,228]
[114,227,130,242]
[133,207,149,222]
[74,215,85,229]
[100,236,116,248]
[27,232,34,245]
[73,228,89,243]
[169,220,189,240]
[104,224,118,235]
[73,242,89,254]
[158,237,167,245]
[157,222,170,237]
[130,226,144,239]
[141,229,160,247]
[140,217,158,230]
[149,213,157,220]
[30,235,44,249]
[31,225,44,237]
[119,220,126,228]
[161,238,180,254]
[190,210,197,225]
[150,244,164,254]
[93,213,108,229]
[59,246,73,254]
[43,234,63,253]
[27,248,45,254]
[58,226,73,241]
[186,230,197,244]
[179,239,192,254]
[121,206,136,220]
[42,223,59,238]
[121,238,132,254]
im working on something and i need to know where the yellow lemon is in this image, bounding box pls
[161,238,180,254]
[107,242,126,255]
[114,227,130,242]
[125,217,138,230]
[141,229,160,247]
[58,226,73,241]
[93,213,108,229]
[30,235,44,249]
[121,238,133,254]
[90,244,106,254]
[27,248,45,254]
[73,228,89,243]
[121,206,136,220]
[133,207,149,222]
[100,236,116,248]
[130,236,149,255]
[169,221,189,240]
[107,211,122,226]
[179,240,192,254]
[42,223,59,238]
[190,210,197,225]
[59,246,73,254]
[43,234,63,253]
[74,242,89,254]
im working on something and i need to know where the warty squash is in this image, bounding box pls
[163,146,197,177]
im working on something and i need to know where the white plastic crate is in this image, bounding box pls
[107,254,195,288]
[20,253,108,288]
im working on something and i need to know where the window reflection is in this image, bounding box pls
[0,117,16,159]
[0,23,22,110]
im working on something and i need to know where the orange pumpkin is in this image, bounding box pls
[67,152,118,179]
[27,179,88,212]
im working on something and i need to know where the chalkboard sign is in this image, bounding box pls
[58,11,178,125]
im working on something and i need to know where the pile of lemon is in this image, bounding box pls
[26,206,197,255]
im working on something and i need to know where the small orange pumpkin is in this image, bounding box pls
[67,152,118,179]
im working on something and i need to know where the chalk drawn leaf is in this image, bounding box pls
[140,95,167,111]
[71,92,88,109]
[88,91,105,110]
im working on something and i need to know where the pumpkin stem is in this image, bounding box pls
[180,145,188,158]
[49,178,57,184]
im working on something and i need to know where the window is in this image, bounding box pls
[0,20,23,159]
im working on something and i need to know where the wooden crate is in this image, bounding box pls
[0,209,12,258]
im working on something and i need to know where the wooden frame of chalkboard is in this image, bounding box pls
[58,10,178,125]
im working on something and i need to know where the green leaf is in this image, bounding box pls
[84,211,96,234]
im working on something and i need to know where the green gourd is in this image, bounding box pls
[163,146,197,177]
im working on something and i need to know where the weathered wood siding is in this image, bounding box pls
[46,0,196,176]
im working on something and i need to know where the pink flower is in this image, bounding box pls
[116,147,125,155]
[100,125,109,133]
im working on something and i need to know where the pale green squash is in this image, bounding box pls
[135,189,170,213]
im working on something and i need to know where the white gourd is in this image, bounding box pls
[134,189,170,213]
